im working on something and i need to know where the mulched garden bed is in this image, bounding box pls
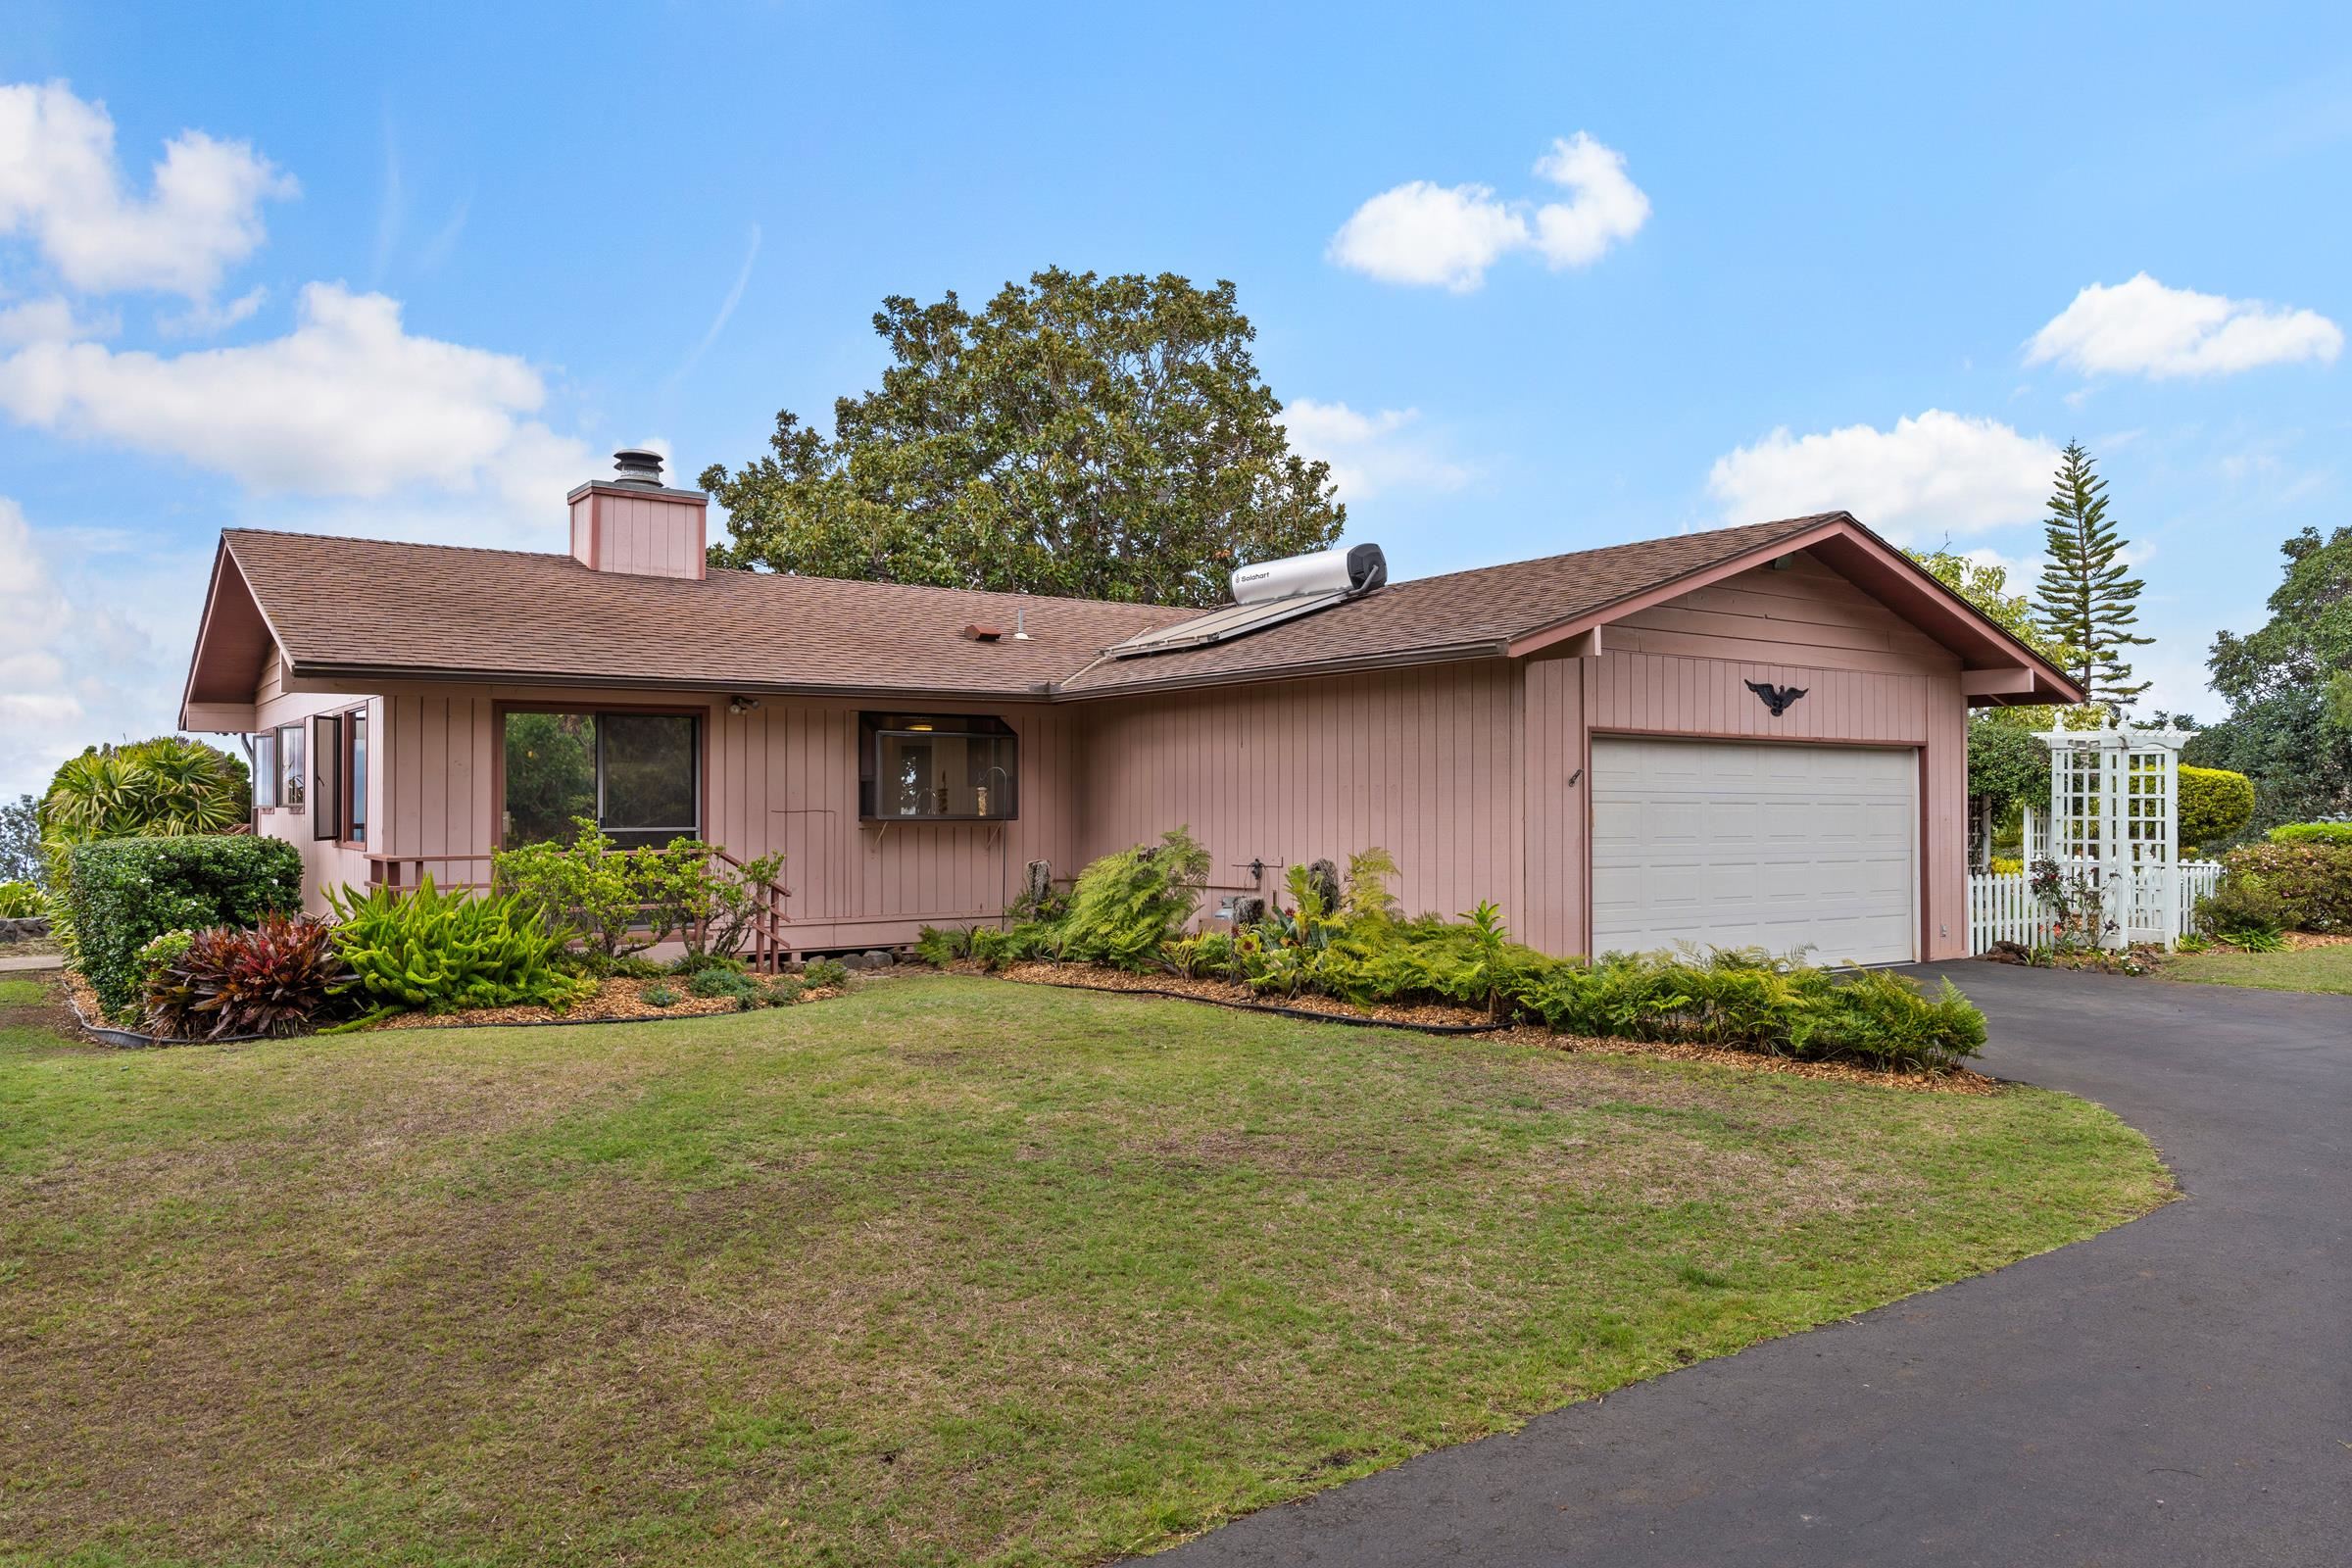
[980,960,1999,1096]
[59,968,846,1046]
[365,975,845,1031]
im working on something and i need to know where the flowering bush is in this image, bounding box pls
[2029,858,2113,953]
[2216,842,2352,932]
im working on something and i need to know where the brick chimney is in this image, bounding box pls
[567,449,708,579]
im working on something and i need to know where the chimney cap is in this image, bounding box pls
[611,448,666,488]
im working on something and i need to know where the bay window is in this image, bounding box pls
[858,712,1017,821]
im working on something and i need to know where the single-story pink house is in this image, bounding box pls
[178,450,2081,965]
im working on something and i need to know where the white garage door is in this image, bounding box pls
[1590,737,1917,966]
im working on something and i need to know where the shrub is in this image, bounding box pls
[642,984,680,1007]
[2267,821,2352,845]
[1053,829,1212,970]
[140,913,349,1040]
[764,976,806,1005]
[2179,765,2256,851]
[325,877,590,1015]
[2195,872,2288,943]
[65,835,303,1018]
[669,951,747,978]
[688,966,761,1004]
[801,957,850,990]
[969,922,1054,968]
[495,820,681,960]
[1988,856,2025,875]
[914,924,978,965]
[2217,842,2352,932]
[0,879,43,918]
[1340,848,1401,925]
[1510,948,1984,1072]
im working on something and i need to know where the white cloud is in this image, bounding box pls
[2028,273,2343,379]
[0,80,295,306]
[1528,133,1651,269]
[0,499,205,800]
[0,281,593,540]
[0,293,115,346]
[1326,180,1530,292]
[1281,398,1471,501]
[1328,133,1648,290]
[1707,410,2058,544]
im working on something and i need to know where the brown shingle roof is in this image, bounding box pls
[222,530,1188,698]
[216,514,1844,701]
[1061,514,1838,692]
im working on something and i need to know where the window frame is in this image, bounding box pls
[337,706,369,849]
[252,729,278,809]
[494,702,708,852]
[312,712,342,841]
[273,721,307,813]
[858,711,1020,823]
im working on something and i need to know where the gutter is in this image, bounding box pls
[287,637,1520,708]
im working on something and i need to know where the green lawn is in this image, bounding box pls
[0,972,2168,1567]
[2163,942,2352,995]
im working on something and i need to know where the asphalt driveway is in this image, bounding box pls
[1151,963,2351,1567]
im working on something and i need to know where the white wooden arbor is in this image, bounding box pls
[2036,727,2191,949]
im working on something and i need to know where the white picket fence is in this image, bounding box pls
[1967,859,2225,955]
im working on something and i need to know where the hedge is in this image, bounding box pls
[65,836,305,1017]
[2217,842,2352,933]
[2267,821,2352,846]
[2179,765,2255,851]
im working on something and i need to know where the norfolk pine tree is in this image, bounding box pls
[2033,441,2151,719]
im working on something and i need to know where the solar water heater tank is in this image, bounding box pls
[1229,543,1387,605]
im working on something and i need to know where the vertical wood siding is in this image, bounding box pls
[249,674,381,908]
[587,492,706,579]
[1519,552,1972,960]
[1073,662,1526,932]
[369,684,1081,949]
[311,547,1974,958]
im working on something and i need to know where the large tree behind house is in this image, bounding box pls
[702,270,1347,608]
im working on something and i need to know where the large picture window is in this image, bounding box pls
[502,710,701,850]
[858,713,1017,821]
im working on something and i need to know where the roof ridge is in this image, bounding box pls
[1384,514,1843,596]
[222,525,1191,616]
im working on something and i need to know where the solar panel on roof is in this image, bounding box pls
[1104,589,1349,659]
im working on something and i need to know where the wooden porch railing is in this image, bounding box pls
[364,847,796,971]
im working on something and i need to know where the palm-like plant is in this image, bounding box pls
[40,739,251,847]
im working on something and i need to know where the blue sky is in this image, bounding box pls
[3,1,2349,798]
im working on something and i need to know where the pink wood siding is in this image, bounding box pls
[1519,549,1970,960]
[1074,662,1525,932]
[568,495,594,567]
[276,544,1970,958]
[365,683,1080,949]
[587,492,706,579]
[250,662,381,906]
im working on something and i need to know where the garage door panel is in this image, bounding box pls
[1590,738,1917,965]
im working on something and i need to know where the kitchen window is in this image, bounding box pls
[858,713,1017,821]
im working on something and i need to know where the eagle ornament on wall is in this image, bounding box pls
[1744,680,1808,717]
